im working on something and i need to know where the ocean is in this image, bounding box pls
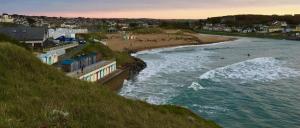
[119,37,300,128]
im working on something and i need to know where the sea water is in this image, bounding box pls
[119,37,300,128]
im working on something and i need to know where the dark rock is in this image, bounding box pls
[128,57,147,79]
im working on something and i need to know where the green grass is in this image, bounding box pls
[77,32,108,41]
[0,34,30,50]
[0,42,221,128]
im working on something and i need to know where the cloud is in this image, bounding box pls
[1,0,300,18]
[1,0,300,12]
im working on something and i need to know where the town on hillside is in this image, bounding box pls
[199,15,300,40]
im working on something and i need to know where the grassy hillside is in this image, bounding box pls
[0,42,221,128]
[0,34,29,50]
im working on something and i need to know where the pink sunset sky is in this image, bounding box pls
[1,0,300,19]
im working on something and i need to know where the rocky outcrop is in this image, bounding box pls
[127,57,147,79]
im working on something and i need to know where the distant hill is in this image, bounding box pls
[205,14,300,26]
[0,42,220,128]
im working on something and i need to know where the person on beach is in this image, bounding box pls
[81,64,85,73]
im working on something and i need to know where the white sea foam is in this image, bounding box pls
[188,82,205,91]
[200,57,300,82]
[146,96,168,105]
[192,104,229,114]
[135,47,212,81]
[120,78,178,105]
[120,46,214,105]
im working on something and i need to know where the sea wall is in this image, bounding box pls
[103,56,147,91]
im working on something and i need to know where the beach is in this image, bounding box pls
[103,31,235,91]
[106,30,235,52]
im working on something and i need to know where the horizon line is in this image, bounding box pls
[2,12,299,20]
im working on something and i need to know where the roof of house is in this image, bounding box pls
[0,27,47,41]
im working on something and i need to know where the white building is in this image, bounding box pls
[294,25,300,32]
[48,28,88,39]
[0,14,14,23]
[61,23,77,28]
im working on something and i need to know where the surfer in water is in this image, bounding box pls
[248,53,251,57]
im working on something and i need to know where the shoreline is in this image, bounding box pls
[198,30,300,41]
[128,37,237,53]
[103,33,236,92]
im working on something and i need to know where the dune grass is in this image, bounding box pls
[0,42,221,128]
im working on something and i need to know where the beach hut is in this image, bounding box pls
[38,53,59,65]
[61,59,80,72]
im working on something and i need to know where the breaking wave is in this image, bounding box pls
[200,57,300,82]
[188,82,205,91]
[120,45,213,105]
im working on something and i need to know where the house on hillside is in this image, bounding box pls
[0,13,14,23]
[256,25,269,33]
[242,28,253,33]
[268,21,288,33]
[0,27,47,47]
[294,25,300,32]
[268,26,283,33]
[202,23,213,31]
[61,22,77,28]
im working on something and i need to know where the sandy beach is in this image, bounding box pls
[106,30,235,52]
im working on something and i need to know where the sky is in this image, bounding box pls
[1,0,300,19]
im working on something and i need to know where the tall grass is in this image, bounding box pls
[0,43,221,128]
